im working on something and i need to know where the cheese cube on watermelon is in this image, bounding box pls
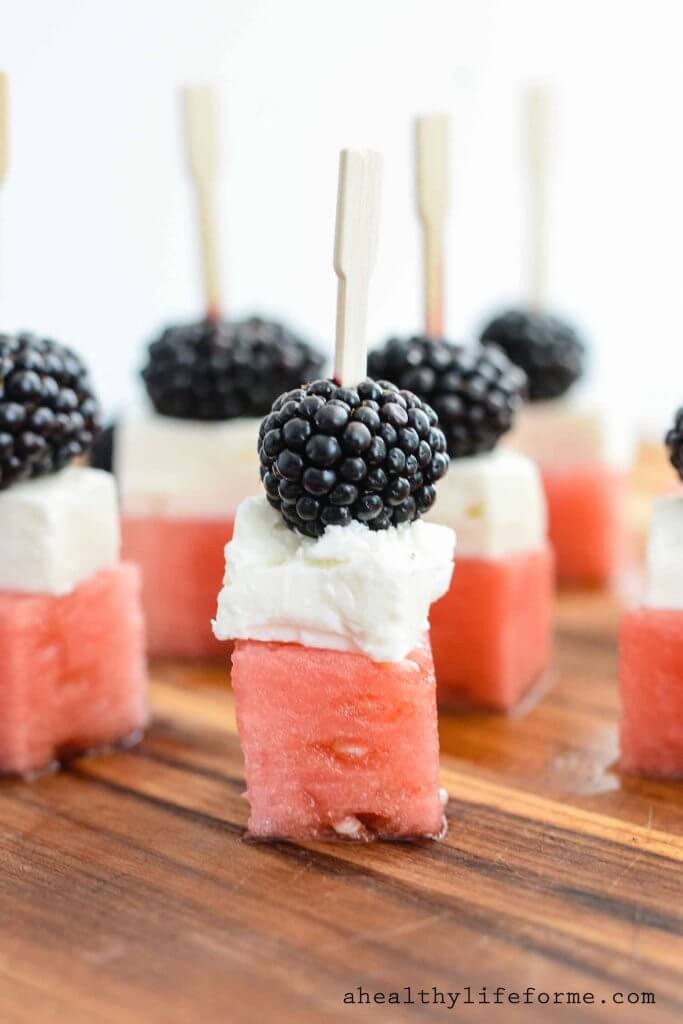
[507,402,633,588]
[116,412,261,659]
[427,450,553,710]
[213,497,455,841]
[0,468,147,777]
[619,495,683,777]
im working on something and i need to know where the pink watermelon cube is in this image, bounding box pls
[541,465,627,587]
[429,546,554,711]
[0,564,147,777]
[231,637,445,841]
[121,516,232,659]
[619,608,683,777]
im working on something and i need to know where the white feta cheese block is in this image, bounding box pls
[645,494,683,609]
[427,449,546,558]
[506,399,635,471]
[116,411,262,518]
[0,467,120,595]
[213,495,455,662]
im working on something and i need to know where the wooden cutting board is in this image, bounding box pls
[0,590,681,1023]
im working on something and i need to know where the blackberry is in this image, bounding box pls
[90,421,115,473]
[480,309,585,401]
[258,377,448,537]
[665,408,683,480]
[142,316,325,420]
[367,336,526,459]
[0,332,101,490]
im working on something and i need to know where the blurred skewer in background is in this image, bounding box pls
[415,114,449,339]
[480,87,637,590]
[91,82,324,472]
[110,81,324,661]
[181,84,222,321]
[526,84,549,314]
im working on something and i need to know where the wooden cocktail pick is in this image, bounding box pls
[181,84,221,320]
[415,114,449,338]
[333,148,382,388]
[526,85,550,312]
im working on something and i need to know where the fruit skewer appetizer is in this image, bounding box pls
[369,116,553,710]
[480,87,632,588]
[116,85,324,658]
[0,75,146,776]
[213,150,455,841]
[618,413,683,777]
[371,336,553,710]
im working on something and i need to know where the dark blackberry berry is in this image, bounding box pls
[258,378,448,536]
[0,332,101,490]
[142,316,325,421]
[368,337,525,459]
[339,457,367,482]
[90,421,116,473]
[480,309,585,401]
[302,466,336,496]
[665,408,683,480]
[306,433,341,466]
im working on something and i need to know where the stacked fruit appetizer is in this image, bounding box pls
[212,149,455,841]
[214,375,454,839]
[476,89,632,588]
[369,337,553,710]
[367,115,554,709]
[618,412,683,777]
[116,316,323,658]
[113,84,325,658]
[481,310,631,587]
[0,333,146,776]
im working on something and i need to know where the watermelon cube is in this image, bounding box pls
[619,608,683,777]
[541,465,627,587]
[121,516,232,659]
[231,637,444,841]
[429,546,554,710]
[0,564,147,777]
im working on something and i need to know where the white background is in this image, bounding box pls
[0,0,681,435]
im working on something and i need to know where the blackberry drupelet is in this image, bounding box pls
[142,316,325,421]
[367,336,526,459]
[258,377,449,537]
[480,309,585,401]
[665,408,683,481]
[0,332,101,491]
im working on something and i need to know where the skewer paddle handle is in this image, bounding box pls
[181,84,221,319]
[333,149,382,387]
[416,114,449,338]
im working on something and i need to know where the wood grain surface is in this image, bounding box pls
[0,587,681,1023]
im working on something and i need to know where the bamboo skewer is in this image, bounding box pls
[415,115,449,338]
[526,85,550,312]
[333,149,382,388]
[181,84,222,320]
